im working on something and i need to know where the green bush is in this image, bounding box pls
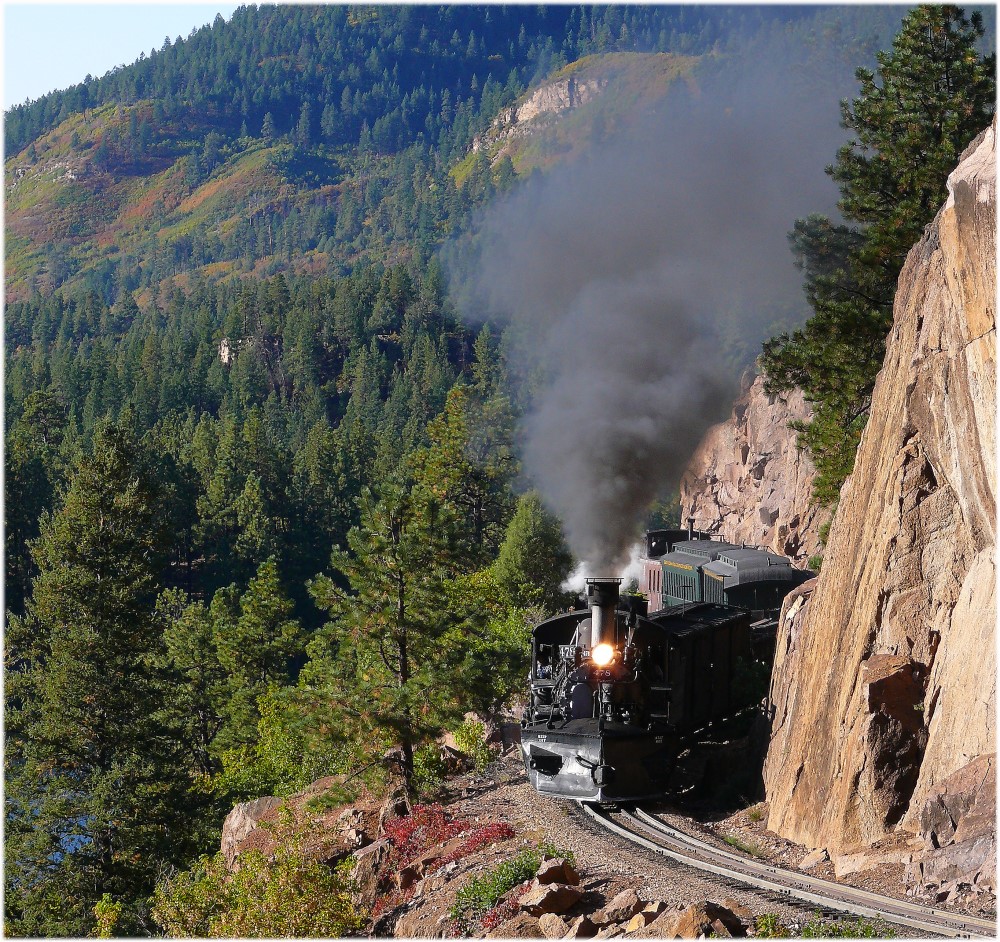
[152,810,363,937]
[450,848,542,931]
[754,913,792,937]
[453,718,496,770]
[722,834,767,858]
[450,843,575,932]
[412,743,449,798]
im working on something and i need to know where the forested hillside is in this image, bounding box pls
[5,4,915,302]
[5,4,991,936]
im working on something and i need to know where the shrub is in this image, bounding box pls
[151,810,363,937]
[452,718,496,770]
[450,848,542,933]
[722,834,767,858]
[92,894,123,938]
[382,803,473,871]
[754,913,793,937]
[412,743,449,798]
[437,822,516,869]
[374,807,517,921]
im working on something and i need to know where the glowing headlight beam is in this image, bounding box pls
[592,643,615,666]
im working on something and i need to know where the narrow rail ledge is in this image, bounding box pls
[581,803,995,939]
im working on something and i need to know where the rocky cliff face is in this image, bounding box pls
[763,123,996,892]
[473,74,607,155]
[679,375,828,566]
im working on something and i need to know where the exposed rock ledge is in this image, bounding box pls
[472,73,606,156]
[763,121,996,892]
[680,375,829,566]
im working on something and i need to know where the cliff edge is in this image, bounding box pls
[762,122,996,892]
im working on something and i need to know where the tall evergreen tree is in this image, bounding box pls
[210,558,304,753]
[305,484,465,791]
[5,422,193,936]
[493,490,574,612]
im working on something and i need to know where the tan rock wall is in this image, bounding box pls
[680,376,828,565]
[763,124,996,862]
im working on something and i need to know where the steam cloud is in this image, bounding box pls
[457,51,864,574]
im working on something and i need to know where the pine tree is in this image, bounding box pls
[409,385,517,567]
[305,484,466,791]
[261,111,276,141]
[5,389,68,615]
[761,5,995,505]
[211,557,304,752]
[154,589,229,776]
[493,491,573,612]
[5,422,194,936]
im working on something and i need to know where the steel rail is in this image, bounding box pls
[631,808,996,936]
[580,803,995,938]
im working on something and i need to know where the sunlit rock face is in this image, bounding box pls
[762,122,996,889]
[680,374,829,567]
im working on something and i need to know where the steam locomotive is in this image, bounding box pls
[520,526,813,802]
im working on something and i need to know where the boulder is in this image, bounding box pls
[350,837,390,906]
[220,796,282,869]
[536,858,581,886]
[798,848,829,871]
[624,912,653,933]
[413,835,468,877]
[917,754,995,849]
[378,785,411,835]
[563,915,598,938]
[520,881,585,916]
[539,912,569,938]
[656,901,748,939]
[596,887,643,924]
[486,912,544,938]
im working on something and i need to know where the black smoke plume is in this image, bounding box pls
[454,40,886,573]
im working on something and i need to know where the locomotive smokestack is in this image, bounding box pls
[687,517,695,540]
[586,578,621,649]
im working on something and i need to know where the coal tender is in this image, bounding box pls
[520,577,756,802]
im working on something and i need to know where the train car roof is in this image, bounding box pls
[701,547,811,587]
[660,540,740,568]
[645,602,750,637]
[529,608,664,642]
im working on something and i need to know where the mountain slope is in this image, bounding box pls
[5,5,919,305]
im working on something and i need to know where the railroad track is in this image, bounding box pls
[581,804,996,938]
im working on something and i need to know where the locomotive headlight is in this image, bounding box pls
[592,643,615,667]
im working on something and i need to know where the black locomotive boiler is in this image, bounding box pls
[520,577,762,802]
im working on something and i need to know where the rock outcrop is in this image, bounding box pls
[474,74,607,155]
[763,123,996,888]
[679,375,829,566]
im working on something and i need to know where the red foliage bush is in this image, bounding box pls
[479,882,531,931]
[375,806,519,925]
[382,803,473,870]
[435,821,516,870]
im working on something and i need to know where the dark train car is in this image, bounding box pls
[520,578,756,802]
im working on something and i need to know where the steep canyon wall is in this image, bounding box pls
[679,377,828,566]
[762,123,996,887]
